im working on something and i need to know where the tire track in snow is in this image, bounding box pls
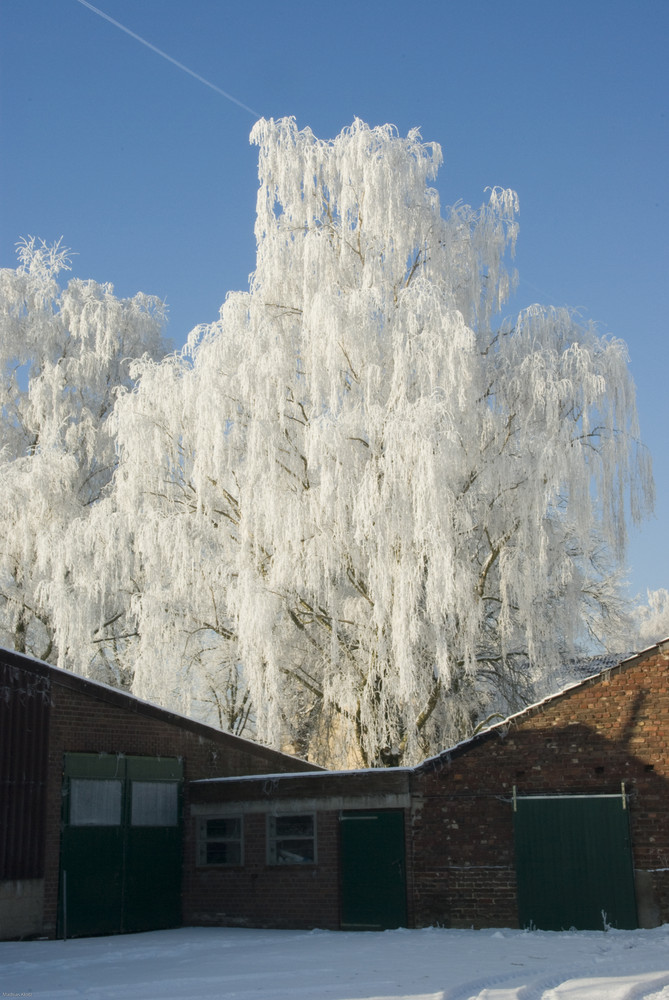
[541,972,669,1000]
[441,967,669,1000]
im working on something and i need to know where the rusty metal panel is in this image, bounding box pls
[0,652,51,879]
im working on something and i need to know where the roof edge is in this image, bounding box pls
[0,645,324,772]
[414,638,669,774]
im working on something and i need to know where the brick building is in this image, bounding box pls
[411,638,669,930]
[187,640,669,933]
[3,640,668,938]
[186,767,413,931]
[0,647,320,940]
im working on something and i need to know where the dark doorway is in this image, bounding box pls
[340,810,407,930]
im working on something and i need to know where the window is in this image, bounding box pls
[268,814,316,864]
[69,778,122,826]
[131,781,179,827]
[197,817,243,866]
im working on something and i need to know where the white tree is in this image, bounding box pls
[0,237,167,678]
[635,589,669,648]
[65,120,653,765]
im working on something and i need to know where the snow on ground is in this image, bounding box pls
[1,925,668,1000]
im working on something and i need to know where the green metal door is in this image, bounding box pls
[59,754,182,937]
[59,754,125,937]
[124,756,183,933]
[514,794,638,931]
[340,810,407,930]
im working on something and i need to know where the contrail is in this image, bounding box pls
[74,0,261,118]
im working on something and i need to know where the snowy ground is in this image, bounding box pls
[2,925,669,1000]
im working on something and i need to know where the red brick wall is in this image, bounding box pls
[184,806,416,931]
[410,644,669,928]
[183,811,341,930]
[24,659,318,937]
[182,644,668,933]
[13,640,667,936]
[185,770,412,930]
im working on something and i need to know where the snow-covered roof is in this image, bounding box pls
[192,639,669,784]
[415,638,669,773]
[193,766,411,785]
[0,645,322,771]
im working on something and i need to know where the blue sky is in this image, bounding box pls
[1,0,667,605]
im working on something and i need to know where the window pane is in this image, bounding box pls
[275,815,313,838]
[207,817,241,839]
[131,781,178,827]
[269,815,315,864]
[198,815,243,866]
[70,779,122,826]
[275,839,315,864]
[207,841,242,865]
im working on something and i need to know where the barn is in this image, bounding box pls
[0,646,320,940]
[2,639,667,938]
[186,639,669,933]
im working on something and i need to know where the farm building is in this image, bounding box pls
[2,639,668,938]
[0,646,320,940]
[186,639,669,933]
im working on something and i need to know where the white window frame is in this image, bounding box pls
[267,813,316,865]
[197,815,244,866]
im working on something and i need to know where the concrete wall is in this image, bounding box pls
[0,881,45,940]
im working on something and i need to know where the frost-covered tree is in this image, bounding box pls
[0,237,167,677]
[67,120,652,765]
[635,589,669,648]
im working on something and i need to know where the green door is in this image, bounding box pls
[59,755,125,937]
[59,754,182,937]
[514,794,638,931]
[124,756,183,933]
[340,810,407,930]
